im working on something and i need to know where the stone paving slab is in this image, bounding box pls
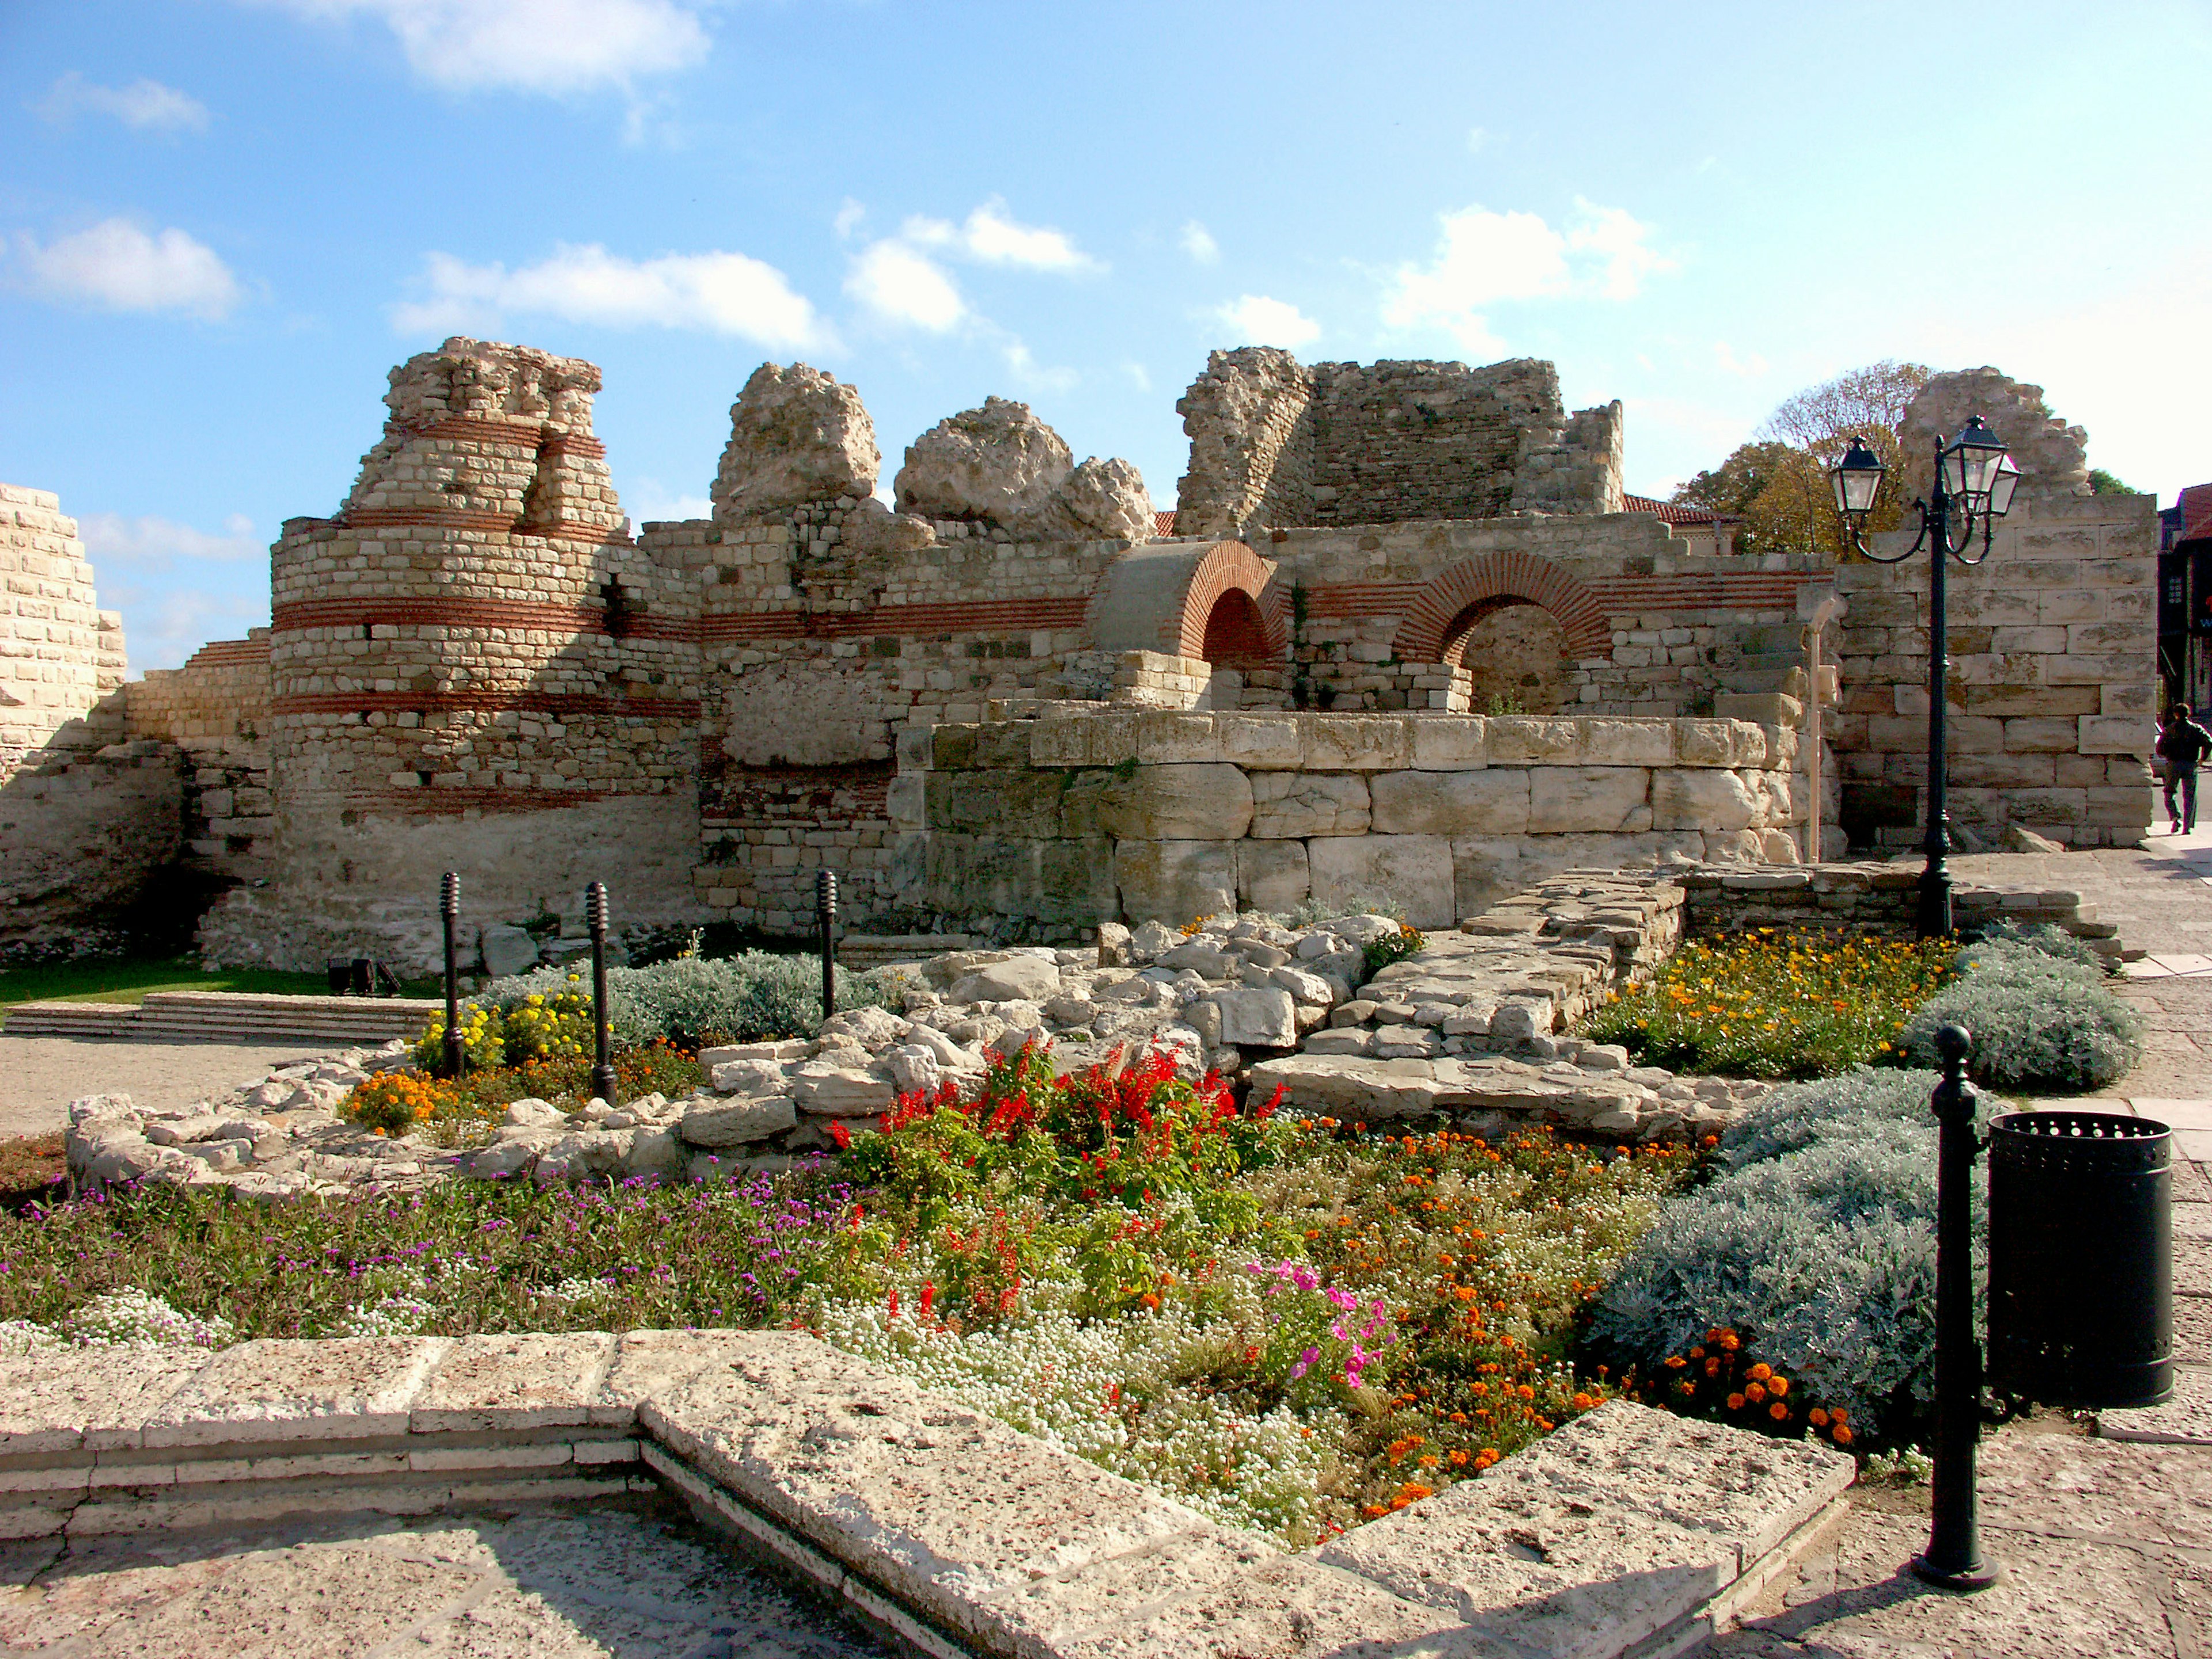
[411,1331,616,1433]
[142,1336,453,1447]
[0,1346,216,1455]
[2101,1362,2212,1447]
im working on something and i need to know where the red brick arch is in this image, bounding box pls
[1394,551,1612,664]
[1176,541,1291,664]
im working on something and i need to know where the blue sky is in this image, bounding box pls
[5,0,2209,670]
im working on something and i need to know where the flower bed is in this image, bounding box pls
[1581,928,1957,1079]
[5,1041,1694,1545]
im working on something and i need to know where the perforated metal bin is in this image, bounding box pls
[1987,1110,2172,1410]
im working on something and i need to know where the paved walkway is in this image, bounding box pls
[0,1035,331,1139]
[0,1494,880,1658]
[1709,831,2212,1656]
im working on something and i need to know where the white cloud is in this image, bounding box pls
[844,240,964,332]
[960,199,1098,273]
[80,511,262,569]
[1381,198,1672,355]
[393,243,831,347]
[833,198,866,240]
[35,72,210,132]
[1216,294,1321,350]
[1465,126,1488,153]
[1180,220,1219,265]
[253,0,710,94]
[9,219,243,319]
[107,583,270,675]
[1122,361,1153,391]
[622,480,712,524]
[1714,341,1769,378]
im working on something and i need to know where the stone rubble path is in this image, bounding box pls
[1705,830,2212,1657]
[0,1494,883,1658]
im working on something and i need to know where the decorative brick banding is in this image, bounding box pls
[1175,540,1290,661]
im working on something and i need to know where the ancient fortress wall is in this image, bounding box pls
[0,484,126,775]
[4,347,2153,966]
[894,711,1800,935]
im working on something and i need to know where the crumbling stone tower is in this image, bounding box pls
[202,338,706,967]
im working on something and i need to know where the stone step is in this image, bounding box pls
[6,991,436,1046]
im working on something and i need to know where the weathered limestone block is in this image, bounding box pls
[1369,770,1531,836]
[947,956,1061,1003]
[1094,763,1253,840]
[1651,768,1761,832]
[928,769,1066,836]
[1410,715,1487,769]
[1527,768,1650,834]
[479,923,539,980]
[1237,840,1309,912]
[787,1063,897,1116]
[1114,840,1236,924]
[1577,719,1677,767]
[841,495,937,554]
[1483,717,1592,764]
[1301,715,1414,771]
[1306,835,1455,930]
[1133,711,1221,764]
[711,362,880,525]
[1900,368,2090,499]
[896,396,1071,524]
[681,1094,798,1147]
[1213,987,1298,1047]
[1250,772,1370,838]
[1216,714,1303,768]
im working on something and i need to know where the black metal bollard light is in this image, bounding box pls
[817,869,838,1021]
[586,882,618,1107]
[1914,1024,2000,1592]
[440,870,463,1080]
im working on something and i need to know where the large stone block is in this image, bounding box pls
[1094,763,1253,840]
[1306,835,1455,929]
[1527,767,1649,834]
[1300,715,1414,771]
[1484,717,1586,764]
[1651,768,1760,832]
[1135,711,1220,764]
[1114,840,1236,924]
[1214,987,1297,1048]
[1215,714,1303,768]
[2081,714,2149,755]
[1409,715,1487,768]
[927,769,1063,835]
[1369,769,1532,836]
[1237,840,1309,912]
[1250,771,1370,837]
[1037,836,1119,922]
[1578,719,1677,766]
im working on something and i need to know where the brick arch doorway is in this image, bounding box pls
[1198,586,1274,669]
[1440,596,1571,714]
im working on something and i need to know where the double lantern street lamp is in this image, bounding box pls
[1825,426,2171,1598]
[1829,418,2021,940]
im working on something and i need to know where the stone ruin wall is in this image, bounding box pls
[1831,371,2153,850]
[895,710,1802,938]
[3,350,2154,967]
[1173,349,1624,539]
[0,484,180,952]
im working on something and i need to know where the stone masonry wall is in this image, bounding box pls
[1173,351,1623,538]
[1830,491,2156,849]
[893,710,1801,940]
[0,483,126,780]
[126,631,274,888]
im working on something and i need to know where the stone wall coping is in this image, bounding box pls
[0,1328,1852,1658]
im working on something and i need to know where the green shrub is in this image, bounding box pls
[1362,923,1426,978]
[469,952,910,1051]
[1585,1067,1964,1444]
[1968,919,2112,975]
[1895,939,2140,1092]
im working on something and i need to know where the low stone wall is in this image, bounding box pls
[0,1329,1851,1659]
[893,710,1803,936]
[1676,863,2119,958]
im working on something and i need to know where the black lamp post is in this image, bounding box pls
[586,881,618,1106]
[439,870,463,1080]
[1832,420,2021,938]
[816,869,839,1020]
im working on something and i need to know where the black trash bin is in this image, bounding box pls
[326,957,351,995]
[1987,1110,2172,1410]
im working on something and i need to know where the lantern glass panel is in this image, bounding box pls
[1988,454,2021,518]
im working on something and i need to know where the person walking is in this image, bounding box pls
[2157,704,2212,833]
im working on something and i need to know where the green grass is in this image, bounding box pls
[0,954,434,1025]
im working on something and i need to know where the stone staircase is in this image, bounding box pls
[5,990,438,1045]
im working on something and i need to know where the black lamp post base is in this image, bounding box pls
[1910,1552,2001,1593]
[590,1065,619,1105]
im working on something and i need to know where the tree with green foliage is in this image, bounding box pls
[2088,468,2134,495]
